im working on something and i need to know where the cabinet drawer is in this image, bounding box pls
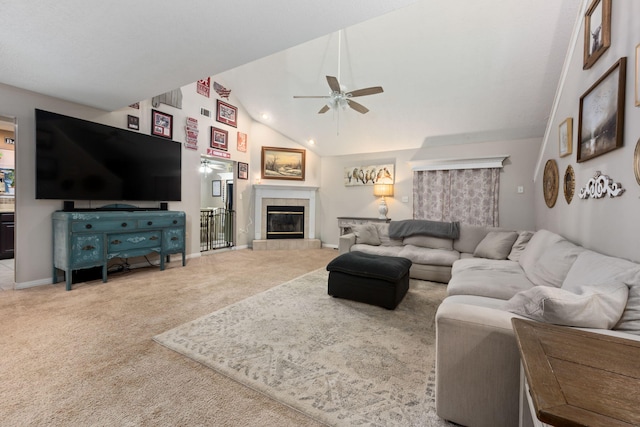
[163,228,184,252]
[108,231,161,252]
[137,217,185,229]
[71,220,136,232]
[71,234,104,264]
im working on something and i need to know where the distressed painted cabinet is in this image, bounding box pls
[52,210,186,290]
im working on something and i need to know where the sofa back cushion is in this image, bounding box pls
[473,231,518,260]
[402,234,453,250]
[373,223,404,247]
[507,231,534,262]
[352,223,381,246]
[452,224,491,254]
[563,250,640,335]
[518,230,583,287]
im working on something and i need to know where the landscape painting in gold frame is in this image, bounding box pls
[261,146,306,181]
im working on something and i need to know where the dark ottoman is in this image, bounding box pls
[326,251,412,309]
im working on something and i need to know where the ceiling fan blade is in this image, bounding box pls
[347,99,369,114]
[318,105,330,114]
[293,95,331,98]
[346,86,384,97]
[326,76,341,93]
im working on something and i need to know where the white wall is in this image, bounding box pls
[534,0,640,262]
[319,137,541,247]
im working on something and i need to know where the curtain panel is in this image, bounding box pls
[412,168,500,226]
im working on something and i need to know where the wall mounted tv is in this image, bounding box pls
[35,109,182,201]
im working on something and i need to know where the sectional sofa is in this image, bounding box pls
[435,229,640,427]
[338,220,526,283]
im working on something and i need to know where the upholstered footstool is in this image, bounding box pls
[326,251,412,309]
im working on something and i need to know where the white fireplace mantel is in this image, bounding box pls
[253,185,319,240]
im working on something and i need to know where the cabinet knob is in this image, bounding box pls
[171,237,179,241]
[82,245,95,251]
[85,224,92,229]
[147,221,153,226]
[111,239,121,245]
[150,236,159,241]
[121,222,127,227]
[172,220,178,224]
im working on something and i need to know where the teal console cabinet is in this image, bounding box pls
[52,210,186,290]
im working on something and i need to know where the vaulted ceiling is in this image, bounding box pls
[0,0,583,157]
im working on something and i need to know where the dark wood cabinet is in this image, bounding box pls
[0,213,14,259]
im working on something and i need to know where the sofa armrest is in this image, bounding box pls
[338,233,356,255]
[435,301,524,427]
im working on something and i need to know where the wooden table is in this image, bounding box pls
[512,318,640,427]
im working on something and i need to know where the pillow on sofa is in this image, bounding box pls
[473,231,518,260]
[563,250,640,334]
[519,230,583,287]
[352,223,381,246]
[373,223,404,247]
[505,281,629,329]
[507,231,534,262]
[403,234,453,250]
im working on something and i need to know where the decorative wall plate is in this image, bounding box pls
[564,165,575,204]
[543,159,559,208]
[634,139,640,185]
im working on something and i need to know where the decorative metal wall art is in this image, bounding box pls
[578,171,625,199]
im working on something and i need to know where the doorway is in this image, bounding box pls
[199,156,235,251]
[0,115,16,290]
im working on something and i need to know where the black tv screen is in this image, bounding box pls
[35,109,182,201]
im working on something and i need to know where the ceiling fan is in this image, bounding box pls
[294,76,383,114]
[293,30,383,115]
[293,75,383,114]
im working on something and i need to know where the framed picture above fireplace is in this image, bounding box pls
[261,146,306,181]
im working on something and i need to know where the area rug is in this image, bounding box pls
[154,268,454,426]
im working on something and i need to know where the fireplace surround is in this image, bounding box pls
[253,184,320,250]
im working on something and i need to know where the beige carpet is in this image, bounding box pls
[0,248,344,426]
[154,268,452,426]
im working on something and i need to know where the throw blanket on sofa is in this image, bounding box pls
[389,220,460,239]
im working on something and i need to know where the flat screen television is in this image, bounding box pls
[35,109,182,202]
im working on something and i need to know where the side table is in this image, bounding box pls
[512,318,640,427]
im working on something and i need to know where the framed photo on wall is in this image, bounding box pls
[583,0,611,70]
[210,127,228,151]
[559,118,572,157]
[151,109,173,139]
[238,162,248,180]
[216,100,237,127]
[127,115,139,130]
[577,57,626,163]
[212,180,222,197]
[261,146,306,181]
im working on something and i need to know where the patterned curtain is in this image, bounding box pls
[413,168,500,226]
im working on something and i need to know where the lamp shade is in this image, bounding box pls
[373,183,394,197]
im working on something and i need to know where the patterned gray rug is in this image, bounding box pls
[154,268,454,426]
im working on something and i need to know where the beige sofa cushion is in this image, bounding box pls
[398,245,460,266]
[352,223,380,246]
[403,235,453,250]
[448,258,534,300]
[562,250,640,335]
[519,230,583,287]
[505,282,628,330]
[473,231,518,260]
[507,231,534,262]
[452,224,491,254]
[373,222,403,247]
[350,244,402,258]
